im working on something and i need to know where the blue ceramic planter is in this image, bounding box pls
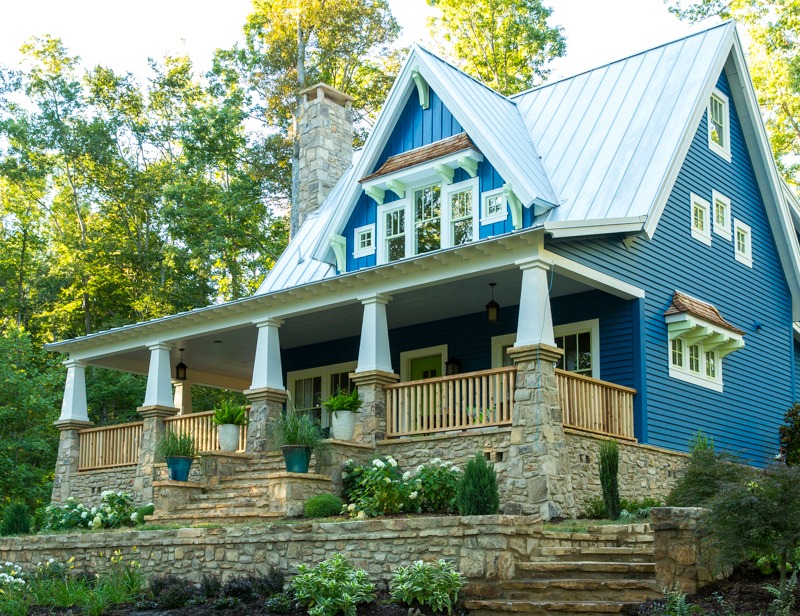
[166,456,193,481]
[281,446,312,473]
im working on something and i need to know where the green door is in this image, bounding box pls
[410,355,441,380]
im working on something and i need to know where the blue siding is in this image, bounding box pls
[793,339,800,401]
[547,71,793,463]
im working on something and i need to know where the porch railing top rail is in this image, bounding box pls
[385,366,517,389]
[556,369,636,441]
[555,368,637,394]
[78,421,144,472]
[165,409,248,453]
[78,420,144,434]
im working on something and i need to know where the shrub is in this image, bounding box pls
[304,493,344,518]
[264,590,295,613]
[133,503,154,524]
[252,568,285,597]
[149,574,198,609]
[156,430,197,459]
[1,502,31,536]
[667,431,747,506]
[43,491,140,531]
[390,559,464,613]
[582,496,606,519]
[413,458,461,514]
[290,553,376,616]
[456,454,499,515]
[779,402,800,466]
[211,400,249,426]
[272,410,323,448]
[222,575,256,602]
[199,573,222,598]
[343,456,408,518]
[599,439,620,520]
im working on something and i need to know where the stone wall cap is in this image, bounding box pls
[153,480,205,489]
[137,405,179,418]
[54,419,94,431]
[300,83,354,106]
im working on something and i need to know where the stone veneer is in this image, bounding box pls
[64,467,138,506]
[651,507,719,593]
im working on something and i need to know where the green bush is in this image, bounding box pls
[412,459,461,514]
[149,574,198,609]
[599,439,620,520]
[779,403,800,466]
[43,491,140,531]
[582,496,606,519]
[343,456,408,518]
[667,431,746,506]
[304,493,344,518]
[156,431,197,458]
[264,591,295,613]
[456,454,499,515]
[390,559,464,613]
[290,553,376,616]
[1,502,31,536]
[273,410,323,448]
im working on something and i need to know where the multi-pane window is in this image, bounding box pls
[353,224,375,258]
[671,338,684,368]
[690,194,711,245]
[293,376,322,422]
[705,351,716,378]
[384,208,405,263]
[693,204,705,232]
[414,185,442,254]
[669,335,722,390]
[712,191,731,240]
[450,188,474,245]
[734,219,752,267]
[330,371,351,395]
[555,330,592,376]
[708,89,731,160]
[481,189,506,224]
[688,345,700,373]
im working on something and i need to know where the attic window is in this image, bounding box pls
[708,88,731,162]
[690,193,711,245]
[665,291,744,392]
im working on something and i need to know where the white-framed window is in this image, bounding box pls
[708,88,731,162]
[377,178,479,264]
[668,336,722,392]
[399,344,448,381]
[481,188,507,225]
[712,190,731,240]
[491,333,516,368]
[287,360,358,428]
[690,193,711,245]
[734,219,752,267]
[353,224,376,258]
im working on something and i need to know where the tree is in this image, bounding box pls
[668,0,800,189]
[426,0,566,95]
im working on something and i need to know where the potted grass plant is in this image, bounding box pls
[273,410,323,473]
[322,388,363,441]
[156,431,198,481]
[211,400,248,452]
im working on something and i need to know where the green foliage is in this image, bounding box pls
[1,502,31,536]
[705,464,800,592]
[764,569,798,616]
[667,431,746,507]
[211,400,249,426]
[390,559,464,613]
[290,553,376,616]
[426,0,566,95]
[264,591,295,613]
[582,495,664,521]
[304,493,344,518]
[149,574,198,609]
[412,458,461,514]
[272,410,323,448]
[657,586,702,615]
[343,456,408,518]
[322,389,363,415]
[42,491,143,531]
[455,454,499,516]
[599,439,621,520]
[582,496,607,519]
[156,431,198,459]
[779,402,800,466]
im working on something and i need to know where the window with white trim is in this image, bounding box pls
[708,88,731,161]
[353,224,375,258]
[690,193,711,245]
[554,319,600,378]
[712,190,731,240]
[481,188,507,225]
[734,219,752,267]
[382,206,406,263]
[287,361,358,428]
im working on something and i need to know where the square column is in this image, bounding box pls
[143,343,175,408]
[356,294,393,374]
[515,257,556,347]
[57,359,90,422]
[173,380,192,415]
[247,318,288,453]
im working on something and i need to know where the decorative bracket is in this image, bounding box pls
[386,179,406,199]
[411,69,430,110]
[329,235,347,273]
[434,164,454,185]
[458,156,478,178]
[365,185,385,205]
[503,184,523,230]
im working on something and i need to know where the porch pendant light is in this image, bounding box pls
[175,348,188,381]
[486,283,500,324]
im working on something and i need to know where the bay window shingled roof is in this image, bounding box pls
[665,290,745,335]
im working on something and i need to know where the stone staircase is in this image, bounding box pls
[148,453,335,525]
[466,524,659,616]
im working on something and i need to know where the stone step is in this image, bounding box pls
[465,599,638,615]
[500,578,658,602]
[529,546,653,563]
[515,561,655,580]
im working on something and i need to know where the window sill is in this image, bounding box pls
[668,367,723,392]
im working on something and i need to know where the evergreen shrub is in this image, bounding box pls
[455,454,499,515]
[303,493,343,518]
[599,439,620,519]
[0,502,31,536]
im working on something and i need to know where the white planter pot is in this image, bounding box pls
[331,411,357,441]
[218,424,240,452]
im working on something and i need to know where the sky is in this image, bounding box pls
[0,0,715,85]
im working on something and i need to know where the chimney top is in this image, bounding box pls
[300,83,354,107]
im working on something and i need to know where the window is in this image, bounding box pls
[481,188,507,225]
[734,219,752,267]
[353,224,375,258]
[668,335,721,391]
[688,344,700,373]
[708,89,731,161]
[400,345,448,381]
[414,184,442,254]
[287,361,357,428]
[449,186,474,245]
[383,207,406,263]
[690,193,711,245]
[491,333,516,368]
[712,190,731,240]
[671,338,683,368]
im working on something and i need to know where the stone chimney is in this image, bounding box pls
[294,83,354,235]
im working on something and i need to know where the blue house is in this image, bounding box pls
[47,22,800,519]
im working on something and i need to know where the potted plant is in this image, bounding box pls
[273,410,322,473]
[156,431,198,481]
[322,388,363,440]
[211,400,248,452]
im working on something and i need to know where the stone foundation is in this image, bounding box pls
[652,507,720,593]
[65,467,138,506]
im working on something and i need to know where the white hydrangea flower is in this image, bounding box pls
[90,507,97,515]
[383,477,391,484]
[101,490,113,498]
[387,457,397,467]
[372,459,385,469]
[130,512,138,522]
[402,471,411,481]
[409,491,418,500]
[442,460,453,467]
[451,466,460,472]
[92,516,103,528]
[81,511,88,519]
[347,503,356,512]
[431,457,442,465]
[416,464,425,473]
[356,510,367,520]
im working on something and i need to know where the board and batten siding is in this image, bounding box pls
[548,71,793,463]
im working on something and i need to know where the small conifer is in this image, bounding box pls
[456,453,499,515]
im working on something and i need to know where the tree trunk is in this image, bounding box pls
[290,18,307,238]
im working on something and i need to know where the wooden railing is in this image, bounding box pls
[165,410,248,452]
[557,369,636,440]
[78,421,144,471]
[386,367,516,437]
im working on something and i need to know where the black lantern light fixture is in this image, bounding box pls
[445,357,461,376]
[175,348,188,381]
[486,282,500,323]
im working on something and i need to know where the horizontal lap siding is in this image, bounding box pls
[549,71,793,464]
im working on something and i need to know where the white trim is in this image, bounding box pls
[542,250,646,299]
[353,224,376,258]
[491,333,516,368]
[287,360,358,428]
[734,218,753,267]
[444,177,480,247]
[481,188,508,225]
[708,87,732,162]
[544,216,647,238]
[399,344,448,381]
[553,319,600,378]
[377,201,409,263]
[712,190,732,240]
[690,193,712,245]
[669,362,723,392]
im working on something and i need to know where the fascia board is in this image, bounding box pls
[665,311,743,340]
[642,24,734,241]
[545,216,647,238]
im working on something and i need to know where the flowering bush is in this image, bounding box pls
[413,459,461,514]
[42,492,150,531]
[0,561,25,587]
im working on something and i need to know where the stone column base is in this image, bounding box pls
[350,370,399,444]
[134,405,179,504]
[244,387,288,454]
[51,419,94,504]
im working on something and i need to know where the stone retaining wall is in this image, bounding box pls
[565,429,688,512]
[68,467,137,506]
[652,507,720,593]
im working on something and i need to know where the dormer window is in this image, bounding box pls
[708,88,731,162]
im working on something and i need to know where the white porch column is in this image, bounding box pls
[515,257,556,348]
[356,294,393,373]
[173,380,192,415]
[250,318,285,390]
[143,343,175,408]
[57,359,89,423]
